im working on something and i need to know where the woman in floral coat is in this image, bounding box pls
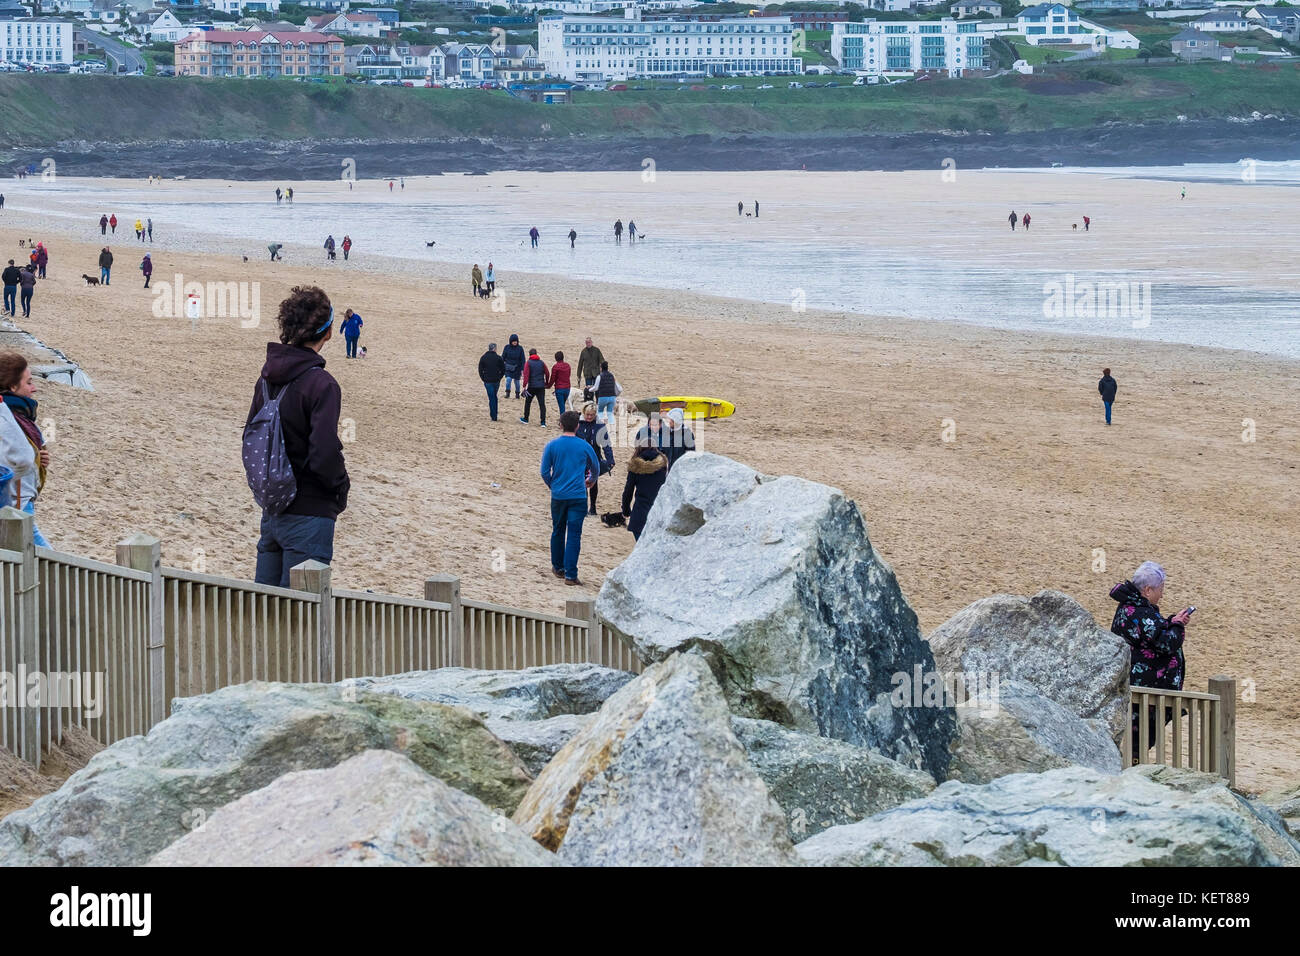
[1110,561,1193,759]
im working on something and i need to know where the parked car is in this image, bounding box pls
[805,82,822,88]
[824,82,839,87]
[756,83,773,90]
[788,81,803,89]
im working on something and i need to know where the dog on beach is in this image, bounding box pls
[600,512,626,529]
[476,285,492,299]
[242,255,248,262]
[1072,223,1078,231]
[81,274,100,286]
[425,241,436,247]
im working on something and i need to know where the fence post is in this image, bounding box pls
[0,506,39,770]
[290,560,333,683]
[1207,676,1236,788]
[425,574,463,668]
[116,533,165,730]
[567,597,601,667]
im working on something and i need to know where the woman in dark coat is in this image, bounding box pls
[1110,561,1193,760]
[621,439,667,540]
[575,401,613,515]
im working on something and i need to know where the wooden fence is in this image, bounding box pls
[1124,680,1237,788]
[0,508,640,771]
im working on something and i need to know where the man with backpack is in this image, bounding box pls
[244,286,350,588]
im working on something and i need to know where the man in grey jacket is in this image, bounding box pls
[576,337,605,390]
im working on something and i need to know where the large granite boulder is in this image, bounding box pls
[513,653,797,866]
[731,717,936,844]
[927,590,1130,743]
[149,751,558,867]
[797,765,1300,867]
[948,680,1122,784]
[350,664,635,723]
[597,452,956,779]
[486,715,591,777]
[1256,782,1300,839]
[0,682,532,866]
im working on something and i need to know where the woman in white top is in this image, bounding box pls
[0,352,51,547]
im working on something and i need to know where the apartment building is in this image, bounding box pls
[1,18,73,65]
[174,30,345,77]
[831,19,987,76]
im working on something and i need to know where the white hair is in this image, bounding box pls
[1131,561,1166,591]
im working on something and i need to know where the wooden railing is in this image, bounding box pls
[1124,679,1237,787]
[0,508,639,771]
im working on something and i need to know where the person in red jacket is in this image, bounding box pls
[550,350,572,416]
[519,348,550,427]
[109,214,118,234]
[1022,212,1031,230]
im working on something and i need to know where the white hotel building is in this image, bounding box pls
[538,10,801,82]
[831,19,988,77]
[2,19,74,66]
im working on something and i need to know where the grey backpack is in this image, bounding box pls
[242,371,312,515]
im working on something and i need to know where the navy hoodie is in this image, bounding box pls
[501,343,525,376]
[246,343,350,519]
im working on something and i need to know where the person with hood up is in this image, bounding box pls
[519,348,550,427]
[478,342,505,421]
[134,219,144,242]
[575,401,613,515]
[140,253,153,289]
[245,285,350,588]
[98,247,113,285]
[342,236,352,261]
[34,243,47,279]
[268,243,283,262]
[324,235,336,261]
[621,433,667,541]
[1110,561,1193,760]
[109,214,117,234]
[1098,368,1117,426]
[501,333,525,399]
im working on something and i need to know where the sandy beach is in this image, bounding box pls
[1,169,1296,792]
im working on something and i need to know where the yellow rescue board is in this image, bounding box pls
[632,396,736,420]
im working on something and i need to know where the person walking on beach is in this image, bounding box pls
[287,187,294,204]
[400,178,405,190]
[1098,368,1117,426]
[2,261,20,317]
[621,434,668,541]
[147,218,153,242]
[568,229,577,249]
[0,352,53,547]
[520,348,550,427]
[0,194,4,210]
[98,247,113,285]
[478,342,505,422]
[389,180,394,192]
[140,253,152,289]
[529,226,540,249]
[134,219,144,242]
[1181,186,1186,200]
[551,351,572,416]
[276,188,282,205]
[1082,216,1090,232]
[1008,211,1017,231]
[541,410,600,587]
[754,200,759,218]
[575,401,614,515]
[471,263,483,296]
[268,243,284,262]
[342,236,352,261]
[34,243,47,280]
[109,214,117,235]
[341,308,363,359]
[613,220,623,245]
[738,201,744,216]
[245,285,350,588]
[502,333,524,399]
[577,337,604,396]
[485,262,496,293]
[324,235,336,261]
[627,220,637,244]
[17,266,34,319]
[1022,213,1031,231]
[592,361,621,426]
[99,214,108,236]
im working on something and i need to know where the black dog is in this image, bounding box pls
[476,285,492,299]
[81,274,100,286]
[425,241,437,247]
[600,511,626,528]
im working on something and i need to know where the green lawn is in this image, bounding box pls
[1008,36,1077,65]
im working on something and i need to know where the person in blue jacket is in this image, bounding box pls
[541,410,600,586]
[501,333,525,399]
[341,309,363,358]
